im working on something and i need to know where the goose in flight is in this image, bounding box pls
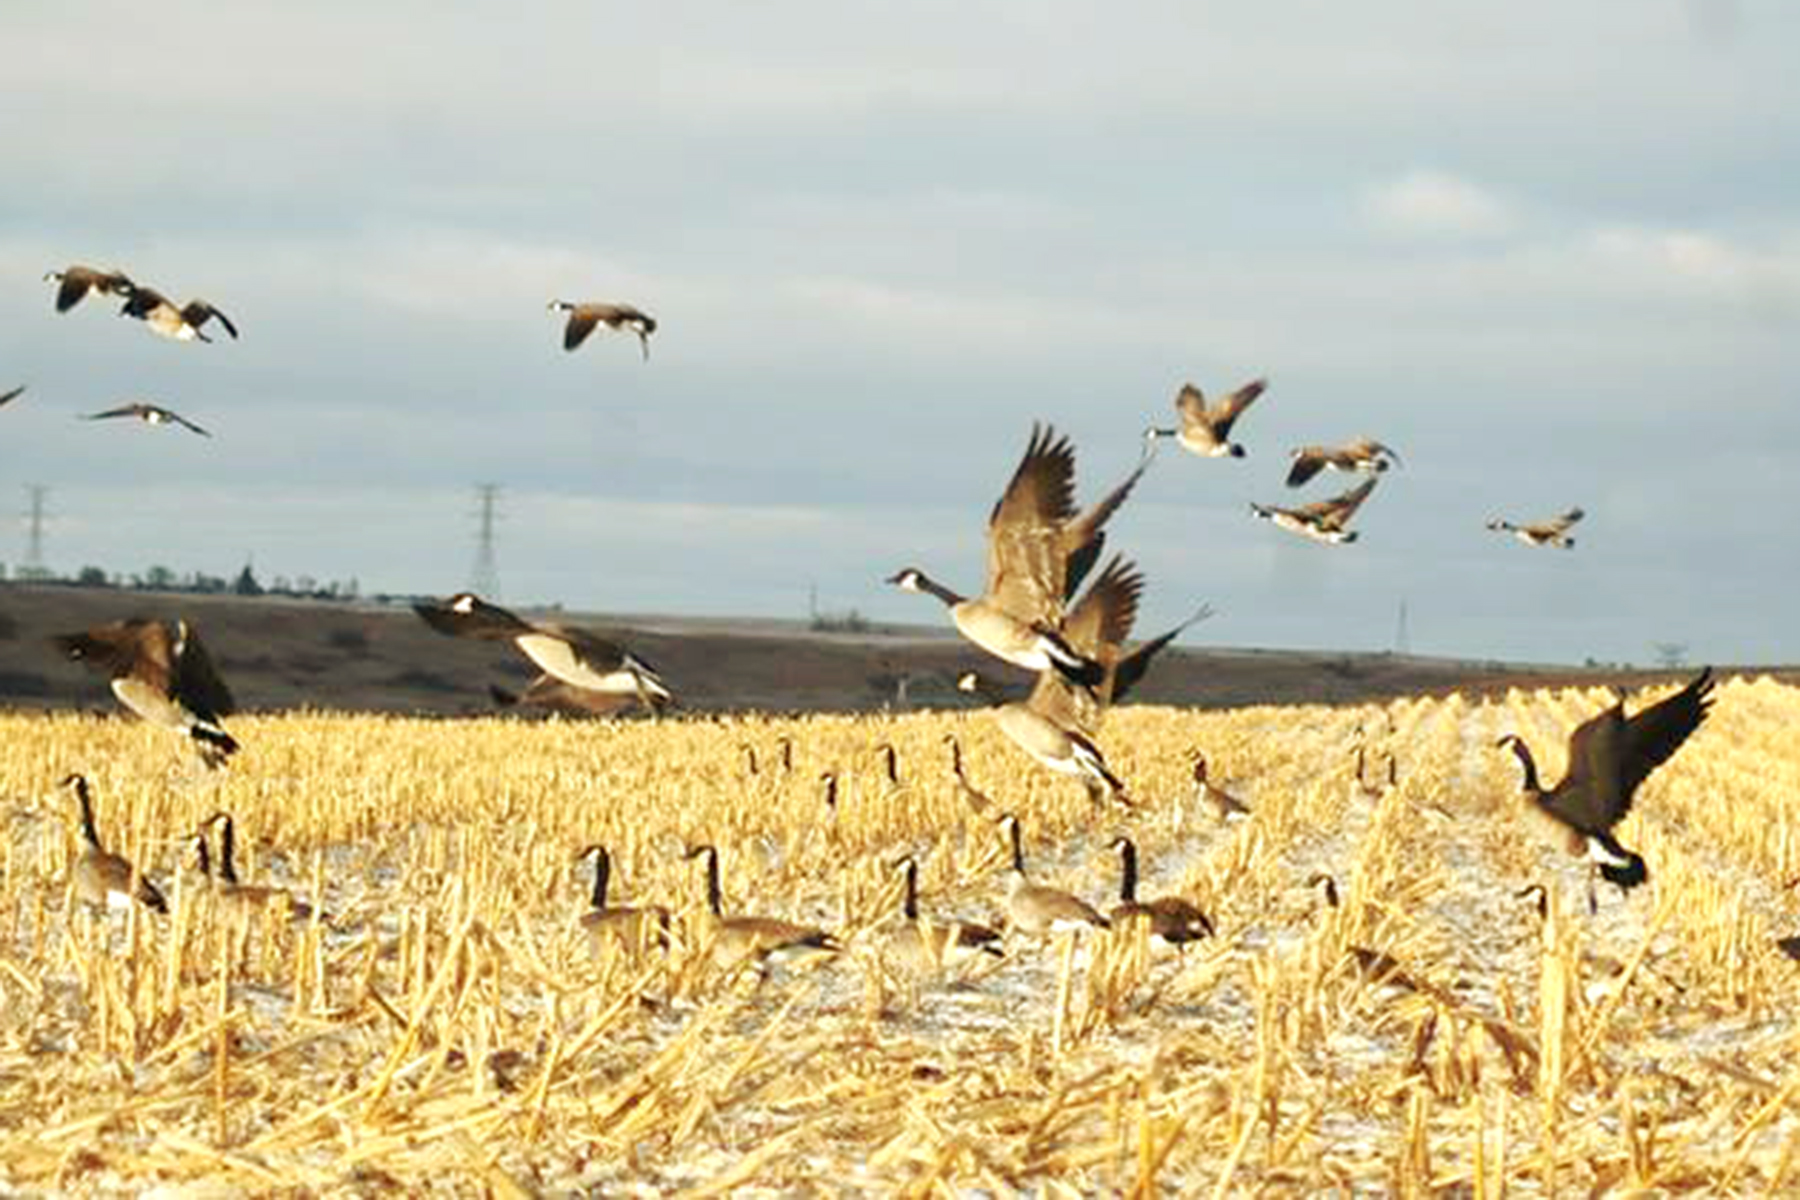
[888,423,1147,687]
[1488,507,1584,549]
[81,402,211,437]
[0,386,23,410]
[413,592,673,712]
[1496,668,1715,894]
[119,287,238,343]
[1144,378,1267,459]
[1251,476,1380,544]
[51,618,239,768]
[1285,438,1402,488]
[44,265,136,313]
[548,300,656,359]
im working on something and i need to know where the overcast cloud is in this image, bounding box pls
[2,0,1795,666]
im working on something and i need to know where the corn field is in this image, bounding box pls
[3,673,1798,1194]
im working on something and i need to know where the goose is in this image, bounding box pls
[1778,936,1800,963]
[995,813,1108,935]
[886,856,1004,972]
[1353,746,1398,799]
[1250,476,1379,545]
[1306,871,1342,914]
[488,678,635,717]
[738,743,760,777]
[684,844,840,967]
[60,774,165,913]
[941,733,992,815]
[957,671,1127,805]
[1516,883,1550,920]
[1285,438,1402,488]
[874,742,905,792]
[887,423,1149,687]
[0,385,24,409]
[1496,667,1715,895]
[548,299,656,359]
[52,618,239,768]
[1143,377,1267,459]
[413,593,673,712]
[576,845,670,951]
[1105,837,1213,948]
[197,812,315,921]
[81,402,211,438]
[119,286,238,342]
[44,265,136,313]
[1487,507,1584,549]
[1192,753,1251,822]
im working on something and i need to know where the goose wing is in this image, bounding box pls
[1307,477,1378,529]
[562,307,602,350]
[1285,448,1330,488]
[1207,377,1267,438]
[172,622,236,720]
[984,424,1080,625]
[1029,556,1143,731]
[186,301,238,340]
[0,385,23,408]
[1061,453,1149,599]
[53,619,169,686]
[1111,603,1213,703]
[1618,668,1714,801]
[412,595,533,640]
[1346,437,1402,466]
[82,404,148,421]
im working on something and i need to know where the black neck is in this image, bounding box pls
[881,745,899,785]
[1502,736,1542,794]
[779,738,793,772]
[1116,840,1139,902]
[72,777,101,849]
[1006,819,1025,874]
[699,847,723,916]
[1193,757,1207,786]
[914,573,964,607]
[822,774,837,810]
[900,860,920,920]
[739,744,758,775]
[590,848,611,910]
[217,814,240,885]
[195,832,212,877]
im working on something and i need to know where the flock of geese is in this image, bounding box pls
[12,258,1765,976]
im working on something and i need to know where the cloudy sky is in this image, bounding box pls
[2,0,1795,665]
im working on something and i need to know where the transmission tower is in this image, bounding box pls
[468,483,503,600]
[1394,598,1411,655]
[20,485,50,579]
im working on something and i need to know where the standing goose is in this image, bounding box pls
[1,385,24,410]
[1487,507,1584,549]
[1192,753,1251,822]
[52,618,239,768]
[577,845,670,951]
[1106,837,1213,948]
[684,844,840,967]
[44,265,136,313]
[1495,668,1715,894]
[61,774,165,913]
[887,856,1004,972]
[941,733,992,815]
[1250,476,1379,545]
[995,813,1108,935]
[887,423,1149,687]
[548,300,656,359]
[197,812,315,921]
[1143,377,1267,459]
[81,402,211,437]
[413,593,673,712]
[1285,438,1402,488]
[119,286,238,342]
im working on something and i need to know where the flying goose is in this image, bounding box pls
[1487,507,1584,549]
[1143,378,1267,459]
[957,671,1127,805]
[52,618,239,768]
[413,593,673,712]
[44,265,136,313]
[1250,476,1380,545]
[197,812,315,921]
[1192,753,1251,822]
[81,402,211,438]
[119,286,238,342]
[995,813,1108,935]
[1105,837,1213,948]
[1496,668,1715,894]
[0,385,24,409]
[684,844,840,967]
[61,774,165,913]
[887,423,1149,687]
[887,856,1004,972]
[1285,438,1402,489]
[548,300,656,359]
[577,844,671,951]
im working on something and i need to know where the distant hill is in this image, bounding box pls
[2,583,1786,717]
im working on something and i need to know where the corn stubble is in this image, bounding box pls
[1,676,1798,1192]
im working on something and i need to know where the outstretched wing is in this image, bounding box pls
[1309,477,1378,528]
[0,385,23,409]
[1285,449,1328,488]
[172,622,237,720]
[562,309,600,350]
[984,424,1079,624]
[1112,603,1214,703]
[1618,668,1714,800]
[1209,377,1267,437]
[1062,451,1149,599]
[167,408,212,437]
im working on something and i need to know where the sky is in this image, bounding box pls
[1,0,1796,666]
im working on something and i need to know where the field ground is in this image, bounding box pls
[3,674,1799,1193]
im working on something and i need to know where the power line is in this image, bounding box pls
[469,483,502,599]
